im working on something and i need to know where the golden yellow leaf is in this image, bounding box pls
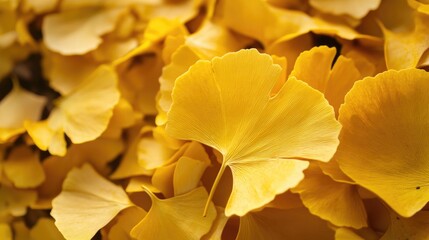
[174,156,210,196]
[237,207,335,240]
[12,221,30,240]
[0,81,46,143]
[22,0,57,13]
[166,49,341,216]
[107,207,146,240]
[42,50,98,95]
[126,176,160,193]
[110,127,155,180]
[337,226,380,240]
[382,14,429,70]
[309,0,381,19]
[36,138,123,208]
[336,68,429,217]
[150,141,211,197]
[101,98,142,139]
[130,187,216,240]
[43,8,126,55]
[218,0,312,46]
[292,164,367,228]
[137,135,175,170]
[3,146,45,188]
[202,207,229,240]
[0,185,37,217]
[290,46,336,92]
[0,223,12,240]
[381,210,429,240]
[26,65,120,156]
[51,164,133,240]
[29,218,65,240]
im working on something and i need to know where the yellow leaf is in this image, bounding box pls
[157,44,201,125]
[42,49,98,95]
[0,223,12,240]
[3,146,45,188]
[336,68,429,217]
[337,227,380,240]
[151,141,210,197]
[218,0,312,46]
[137,136,176,170]
[382,14,429,70]
[290,46,336,92]
[111,127,155,180]
[237,207,335,240]
[309,0,381,19]
[43,7,125,55]
[26,65,120,156]
[292,164,367,228]
[130,187,217,240]
[51,164,133,240]
[0,81,46,143]
[318,160,354,183]
[22,0,57,13]
[381,210,429,240]
[0,185,37,217]
[202,207,229,240]
[107,207,146,240]
[166,49,341,216]
[36,138,123,208]
[11,221,30,240]
[174,156,210,196]
[126,176,160,193]
[186,21,251,59]
[29,218,65,240]
[335,228,374,240]
[102,98,142,139]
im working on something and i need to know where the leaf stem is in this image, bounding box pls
[203,162,227,217]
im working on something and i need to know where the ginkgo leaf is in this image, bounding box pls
[0,224,12,240]
[110,127,155,180]
[126,176,160,193]
[29,218,65,240]
[166,49,341,216]
[51,164,133,240]
[101,98,142,139]
[237,207,335,240]
[130,187,217,240]
[107,207,147,240]
[36,138,123,208]
[202,207,229,240]
[157,19,249,126]
[0,185,37,217]
[290,46,337,93]
[26,65,120,156]
[381,210,429,240]
[335,227,379,240]
[382,14,429,70]
[173,156,210,196]
[137,135,176,170]
[43,7,126,55]
[12,221,30,240]
[309,0,381,19]
[0,81,46,143]
[336,68,429,217]
[290,47,362,116]
[151,141,211,197]
[291,164,367,228]
[42,50,98,95]
[3,146,45,188]
[218,0,313,46]
[23,0,57,14]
